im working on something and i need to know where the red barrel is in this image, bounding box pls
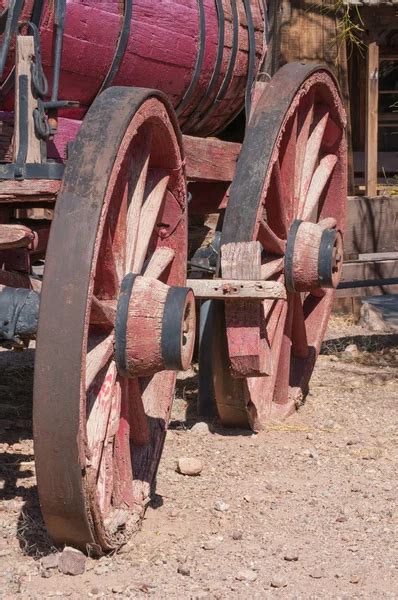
[1,0,266,136]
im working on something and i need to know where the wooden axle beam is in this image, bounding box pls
[0,224,34,249]
[183,135,241,182]
[187,278,286,300]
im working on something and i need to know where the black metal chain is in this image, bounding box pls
[22,21,51,140]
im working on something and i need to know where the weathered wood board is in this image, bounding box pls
[344,195,398,258]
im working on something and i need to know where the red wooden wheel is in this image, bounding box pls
[34,88,190,552]
[214,63,347,431]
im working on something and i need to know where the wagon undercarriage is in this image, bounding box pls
[0,1,347,553]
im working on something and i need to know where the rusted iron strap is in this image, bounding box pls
[176,0,206,116]
[182,0,225,132]
[97,0,133,95]
[193,0,239,135]
[243,0,256,120]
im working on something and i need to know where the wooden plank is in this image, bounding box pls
[0,180,60,203]
[187,278,286,300]
[344,195,398,258]
[0,224,34,249]
[221,241,271,378]
[365,40,379,197]
[13,36,41,164]
[183,135,241,182]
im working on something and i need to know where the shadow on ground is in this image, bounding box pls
[0,348,53,557]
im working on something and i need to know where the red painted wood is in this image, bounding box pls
[0,0,266,137]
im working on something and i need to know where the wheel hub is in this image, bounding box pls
[285,220,343,292]
[115,273,196,378]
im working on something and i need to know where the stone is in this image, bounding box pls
[359,302,392,333]
[284,552,299,562]
[202,538,219,551]
[190,422,210,435]
[236,569,257,582]
[344,343,359,357]
[309,569,324,579]
[177,457,203,476]
[177,564,191,576]
[58,547,86,576]
[270,577,288,588]
[232,531,243,541]
[214,500,229,512]
[350,574,361,584]
[41,553,60,570]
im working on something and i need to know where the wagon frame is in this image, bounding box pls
[0,2,347,552]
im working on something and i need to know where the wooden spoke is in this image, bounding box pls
[125,378,150,447]
[113,380,134,508]
[318,217,337,231]
[260,257,284,280]
[302,154,337,222]
[86,334,114,390]
[90,296,116,327]
[132,173,170,273]
[299,105,330,212]
[144,246,175,279]
[97,380,121,513]
[257,220,286,255]
[98,441,114,514]
[265,161,288,238]
[86,361,117,473]
[94,225,120,299]
[280,112,298,222]
[125,135,152,274]
[266,298,285,346]
[295,93,314,205]
[291,294,309,359]
[273,297,293,405]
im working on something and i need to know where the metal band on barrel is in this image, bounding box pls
[176,0,206,117]
[193,0,239,134]
[182,0,225,132]
[97,0,133,95]
[243,0,256,120]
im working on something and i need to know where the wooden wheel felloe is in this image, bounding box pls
[214,62,347,431]
[33,88,192,552]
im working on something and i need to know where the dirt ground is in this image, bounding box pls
[0,317,397,599]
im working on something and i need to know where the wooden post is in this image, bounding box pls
[365,40,379,197]
[13,36,42,164]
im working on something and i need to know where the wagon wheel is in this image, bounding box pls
[213,63,347,431]
[34,88,194,552]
